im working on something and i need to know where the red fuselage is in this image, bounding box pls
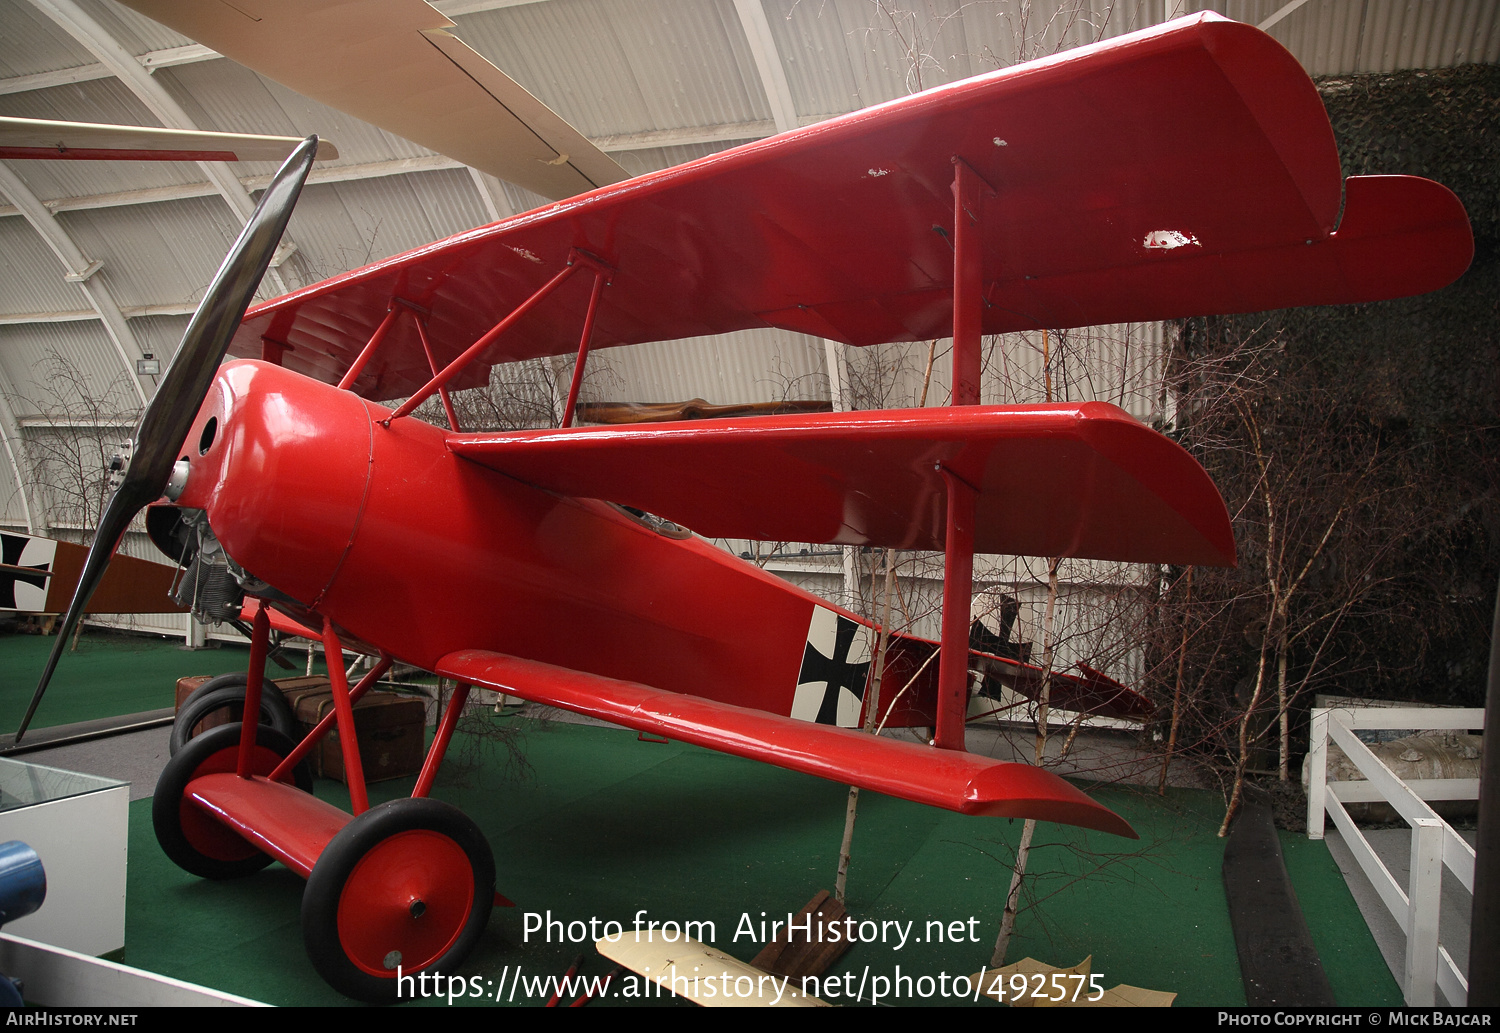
[172,360,832,718]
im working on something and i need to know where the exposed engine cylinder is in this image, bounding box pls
[174,532,242,625]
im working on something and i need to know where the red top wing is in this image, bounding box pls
[230,13,1471,401]
[448,402,1235,565]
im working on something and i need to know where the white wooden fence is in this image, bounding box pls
[1306,705,1483,1006]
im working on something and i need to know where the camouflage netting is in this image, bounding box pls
[1163,64,1499,747]
[1312,63,1500,426]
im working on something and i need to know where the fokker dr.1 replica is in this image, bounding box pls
[15,11,1472,1001]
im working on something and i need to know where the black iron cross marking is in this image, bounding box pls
[798,614,871,726]
[0,533,51,610]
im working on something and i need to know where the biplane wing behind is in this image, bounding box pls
[226,13,1471,401]
[0,118,338,164]
[116,0,625,200]
[0,531,185,616]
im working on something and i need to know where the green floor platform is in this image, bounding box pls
[1,629,325,733]
[118,711,1400,1007]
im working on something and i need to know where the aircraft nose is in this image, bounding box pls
[169,359,375,609]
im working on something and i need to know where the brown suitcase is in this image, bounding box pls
[292,689,426,784]
[175,675,212,712]
[176,674,331,742]
[174,675,223,736]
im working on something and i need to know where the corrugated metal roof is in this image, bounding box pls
[462,0,769,138]
[0,0,95,78]
[75,0,187,55]
[56,193,245,309]
[587,328,827,405]
[0,318,140,415]
[0,216,85,313]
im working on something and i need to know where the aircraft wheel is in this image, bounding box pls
[302,798,494,1002]
[153,722,313,880]
[170,673,297,756]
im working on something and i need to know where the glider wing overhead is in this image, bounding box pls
[116,0,625,200]
[226,13,1472,402]
[449,402,1236,566]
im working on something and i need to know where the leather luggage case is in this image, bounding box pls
[174,675,212,712]
[277,678,335,777]
[174,675,220,736]
[176,674,331,742]
[292,689,426,784]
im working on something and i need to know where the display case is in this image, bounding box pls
[0,758,127,957]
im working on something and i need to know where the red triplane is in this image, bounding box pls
[20,15,1472,1001]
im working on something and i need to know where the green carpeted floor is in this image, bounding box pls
[120,709,1402,1007]
[1,629,326,732]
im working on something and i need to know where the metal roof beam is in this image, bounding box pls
[17,416,137,429]
[0,43,222,95]
[0,387,41,533]
[467,167,514,224]
[25,0,293,295]
[0,304,196,325]
[733,0,801,134]
[1259,0,1317,32]
[0,161,150,406]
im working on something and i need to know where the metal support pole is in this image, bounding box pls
[270,654,392,782]
[236,603,271,778]
[950,158,987,406]
[414,320,461,431]
[388,261,583,421]
[930,158,989,751]
[935,465,977,751]
[413,682,471,799]
[337,307,402,391]
[1468,574,1500,1004]
[260,337,288,366]
[560,270,608,428]
[320,617,369,815]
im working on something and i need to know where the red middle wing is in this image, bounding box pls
[449,402,1234,566]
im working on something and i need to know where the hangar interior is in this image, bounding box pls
[0,0,1495,1009]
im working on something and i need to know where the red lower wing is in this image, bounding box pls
[436,649,1136,838]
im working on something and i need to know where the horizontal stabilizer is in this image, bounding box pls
[449,403,1234,566]
[980,655,1154,722]
[436,649,1135,838]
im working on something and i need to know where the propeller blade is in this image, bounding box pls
[15,136,319,743]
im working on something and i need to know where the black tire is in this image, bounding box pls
[302,798,495,1002]
[153,722,314,880]
[170,672,297,756]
